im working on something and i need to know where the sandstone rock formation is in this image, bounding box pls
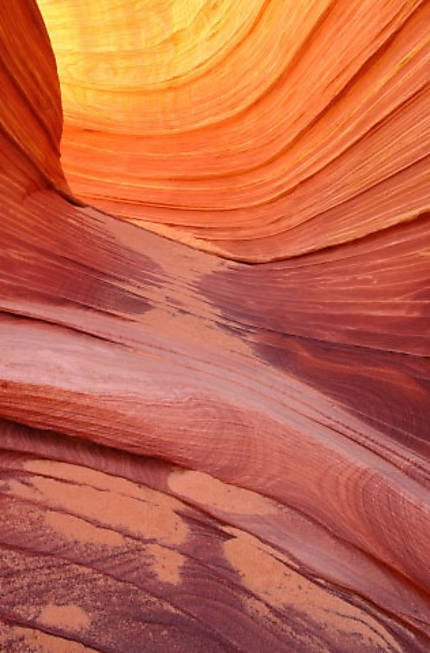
[0,1,429,651]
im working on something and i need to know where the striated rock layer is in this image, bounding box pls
[38,0,430,261]
[0,0,429,651]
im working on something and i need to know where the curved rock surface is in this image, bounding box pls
[38,0,430,261]
[0,1,429,651]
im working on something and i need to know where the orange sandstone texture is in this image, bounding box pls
[0,0,429,652]
[38,0,430,261]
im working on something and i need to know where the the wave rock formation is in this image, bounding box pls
[0,1,429,651]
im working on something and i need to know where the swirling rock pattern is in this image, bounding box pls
[38,0,430,261]
[0,0,429,651]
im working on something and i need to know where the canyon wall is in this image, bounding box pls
[0,1,429,651]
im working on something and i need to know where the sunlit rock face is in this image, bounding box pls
[0,0,429,651]
[38,0,430,261]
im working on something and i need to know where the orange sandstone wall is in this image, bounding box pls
[39,0,430,261]
[0,1,429,651]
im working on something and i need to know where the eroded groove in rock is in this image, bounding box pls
[0,0,429,651]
